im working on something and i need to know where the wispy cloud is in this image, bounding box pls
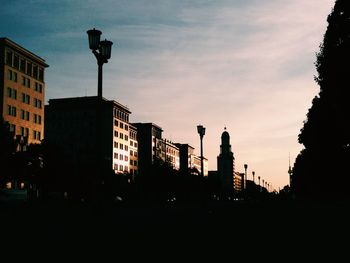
[1,0,335,188]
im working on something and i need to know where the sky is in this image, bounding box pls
[1,0,336,190]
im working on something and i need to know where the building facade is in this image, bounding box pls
[217,129,235,195]
[129,124,138,178]
[175,143,208,176]
[0,37,48,147]
[45,96,133,174]
[163,139,180,170]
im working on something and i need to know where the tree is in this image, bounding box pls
[294,0,350,200]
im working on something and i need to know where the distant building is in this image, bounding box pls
[234,172,243,194]
[129,124,138,178]
[0,37,48,147]
[217,128,235,195]
[132,122,163,176]
[45,96,133,174]
[163,139,180,170]
[175,143,208,176]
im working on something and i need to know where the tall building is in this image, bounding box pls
[163,139,180,170]
[217,128,235,195]
[132,123,163,176]
[45,96,133,174]
[0,37,48,147]
[129,124,138,178]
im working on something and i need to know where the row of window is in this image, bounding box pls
[113,153,129,161]
[113,142,129,151]
[6,49,45,81]
[7,105,43,122]
[130,150,138,157]
[130,130,137,140]
[130,160,138,166]
[130,141,138,147]
[8,124,41,140]
[7,87,43,108]
[114,119,129,131]
[114,164,128,172]
[113,109,129,122]
[114,130,129,141]
[7,69,44,92]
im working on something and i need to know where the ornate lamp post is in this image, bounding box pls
[87,28,113,100]
[197,125,206,177]
[244,164,248,190]
[252,171,255,184]
[258,176,261,192]
[87,28,113,185]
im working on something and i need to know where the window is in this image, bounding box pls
[119,165,123,171]
[20,59,26,72]
[37,131,41,140]
[120,144,123,150]
[130,150,133,156]
[26,95,30,104]
[26,111,30,121]
[125,156,128,161]
[114,142,118,148]
[134,143,138,148]
[114,120,118,126]
[38,68,44,81]
[114,130,118,137]
[10,124,16,133]
[14,55,19,69]
[134,152,138,157]
[21,110,25,120]
[38,115,41,124]
[33,65,38,79]
[134,160,137,166]
[120,133,124,139]
[33,130,37,140]
[125,125,128,131]
[130,141,133,146]
[130,160,133,165]
[114,153,118,159]
[7,87,11,97]
[7,105,16,117]
[6,51,13,66]
[8,69,12,81]
[125,145,128,151]
[26,62,32,76]
[120,154,123,160]
[22,76,26,85]
[20,127,24,136]
[125,135,128,141]
[25,128,29,137]
[120,122,124,129]
[26,78,30,88]
[7,88,17,99]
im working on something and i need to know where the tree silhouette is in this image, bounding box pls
[0,118,16,186]
[293,0,350,200]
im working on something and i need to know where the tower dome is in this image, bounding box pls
[220,127,231,154]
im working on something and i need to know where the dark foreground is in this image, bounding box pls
[1,190,349,256]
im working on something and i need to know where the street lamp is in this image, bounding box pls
[197,125,206,177]
[87,28,113,99]
[258,176,261,192]
[87,28,113,190]
[252,171,255,184]
[244,164,248,190]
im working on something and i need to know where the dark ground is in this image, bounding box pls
[0,190,349,257]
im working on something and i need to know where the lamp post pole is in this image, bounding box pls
[197,125,206,177]
[244,164,248,191]
[87,28,113,189]
[252,171,255,184]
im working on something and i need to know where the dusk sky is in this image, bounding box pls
[1,0,335,190]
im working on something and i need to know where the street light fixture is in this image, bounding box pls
[244,164,248,190]
[87,28,113,187]
[252,171,255,184]
[87,28,113,99]
[197,125,206,177]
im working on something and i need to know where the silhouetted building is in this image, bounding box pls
[163,139,180,169]
[0,37,48,147]
[217,128,235,195]
[132,123,163,176]
[129,124,138,179]
[234,172,243,194]
[45,96,133,174]
[175,143,208,176]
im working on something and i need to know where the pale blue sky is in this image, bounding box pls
[1,0,336,189]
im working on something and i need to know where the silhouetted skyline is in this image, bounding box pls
[0,0,336,189]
